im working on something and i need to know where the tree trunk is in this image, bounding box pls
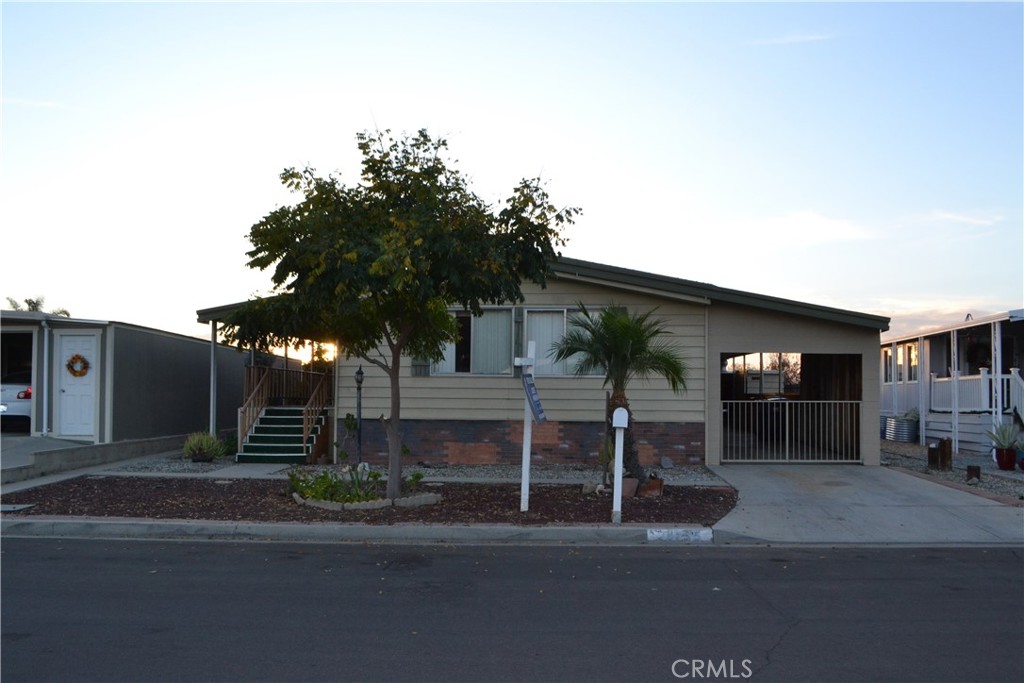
[385,356,404,500]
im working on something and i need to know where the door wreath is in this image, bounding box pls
[66,354,90,377]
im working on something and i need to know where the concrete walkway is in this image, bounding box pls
[710,465,1024,546]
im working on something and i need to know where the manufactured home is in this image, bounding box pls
[881,309,1024,453]
[201,258,890,467]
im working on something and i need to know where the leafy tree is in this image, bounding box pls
[550,304,688,484]
[223,129,579,499]
[5,297,70,317]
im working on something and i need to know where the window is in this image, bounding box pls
[433,310,513,375]
[527,308,603,377]
[882,348,893,383]
[526,310,568,376]
[907,343,918,382]
[431,306,607,377]
[896,345,904,383]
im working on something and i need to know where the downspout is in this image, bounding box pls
[41,318,50,436]
[209,320,217,436]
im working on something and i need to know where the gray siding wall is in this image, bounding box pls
[109,325,247,441]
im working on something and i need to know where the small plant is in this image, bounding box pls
[405,471,424,493]
[985,423,1021,449]
[287,463,384,503]
[901,408,920,422]
[183,431,226,462]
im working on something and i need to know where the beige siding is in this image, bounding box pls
[335,279,708,425]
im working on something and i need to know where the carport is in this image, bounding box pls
[705,299,887,466]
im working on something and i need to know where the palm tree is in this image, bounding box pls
[5,297,70,317]
[550,304,688,484]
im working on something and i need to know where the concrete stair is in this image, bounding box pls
[236,407,325,464]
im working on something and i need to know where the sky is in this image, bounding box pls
[2,1,1022,341]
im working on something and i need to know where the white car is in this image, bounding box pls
[1,370,32,429]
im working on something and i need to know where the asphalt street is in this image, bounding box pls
[2,538,1022,683]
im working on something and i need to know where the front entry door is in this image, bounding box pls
[58,334,98,437]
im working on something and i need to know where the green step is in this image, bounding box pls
[236,453,308,464]
[241,443,310,455]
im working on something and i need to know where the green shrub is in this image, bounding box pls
[183,431,226,460]
[287,464,383,503]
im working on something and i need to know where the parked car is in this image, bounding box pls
[1,369,32,430]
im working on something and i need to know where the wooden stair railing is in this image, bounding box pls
[303,371,333,462]
[238,366,272,453]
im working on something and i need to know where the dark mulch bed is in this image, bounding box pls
[0,476,737,527]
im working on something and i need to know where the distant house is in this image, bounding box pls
[880,310,1024,453]
[0,311,247,443]
[203,258,890,467]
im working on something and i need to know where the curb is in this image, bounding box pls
[0,518,715,546]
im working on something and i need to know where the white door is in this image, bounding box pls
[58,334,98,437]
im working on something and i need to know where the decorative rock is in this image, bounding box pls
[660,456,675,469]
[293,493,347,512]
[291,492,441,511]
[393,493,442,508]
[345,498,393,511]
[581,482,599,494]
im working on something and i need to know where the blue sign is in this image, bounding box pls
[521,373,547,423]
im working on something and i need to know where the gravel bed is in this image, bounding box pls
[880,440,1024,502]
[107,454,727,485]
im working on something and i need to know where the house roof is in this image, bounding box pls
[550,257,891,331]
[881,308,1024,345]
[196,257,891,332]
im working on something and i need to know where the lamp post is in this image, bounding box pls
[354,366,364,464]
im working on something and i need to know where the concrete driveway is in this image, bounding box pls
[710,465,1024,545]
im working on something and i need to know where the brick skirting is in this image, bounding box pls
[340,418,705,467]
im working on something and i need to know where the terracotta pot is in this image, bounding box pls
[621,477,639,499]
[638,477,664,498]
[994,448,1017,471]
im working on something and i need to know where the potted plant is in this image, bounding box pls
[984,423,1021,472]
[183,431,225,463]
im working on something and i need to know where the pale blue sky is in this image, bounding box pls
[2,1,1021,339]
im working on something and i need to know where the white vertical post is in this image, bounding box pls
[518,341,536,513]
[209,320,218,435]
[951,331,960,452]
[992,321,1003,432]
[611,407,628,524]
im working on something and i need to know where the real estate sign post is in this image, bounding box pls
[515,341,546,512]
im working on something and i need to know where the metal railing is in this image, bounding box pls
[722,400,862,462]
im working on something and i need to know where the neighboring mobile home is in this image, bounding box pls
[322,258,889,467]
[881,310,1024,453]
[0,311,247,443]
